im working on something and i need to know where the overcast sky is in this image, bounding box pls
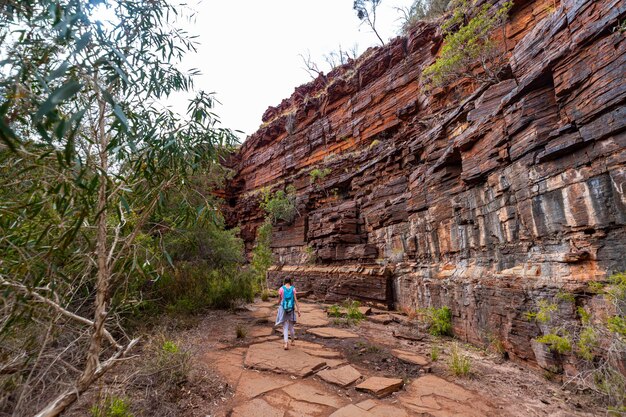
[172,0,415,140]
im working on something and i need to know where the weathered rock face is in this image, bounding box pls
[226,0,626,368]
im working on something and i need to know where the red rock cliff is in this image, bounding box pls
[226,0,626,368]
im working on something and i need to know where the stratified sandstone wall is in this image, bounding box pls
[226,0,626,367]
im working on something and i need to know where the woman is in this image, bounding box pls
[275,277,301,350]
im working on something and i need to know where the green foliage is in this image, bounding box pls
[143,335,191,388]
[430,345,440,361]
[587,281,605,294]
[577,327,597,361]
[421,306,453,336]
[345,299,365,323]
[149,220,255,313]
[556,291,576,304]
[577,306,592,325]
[304,245,317,264]
[328,305,343,317]
[310,168,332,184]
[536,333,572,354]
[422,0,513,89]
[162,340,180,354]
[91,396,134,417]
[526,299,558,324]
[251,219,273,291]
[530,273,626,410]
[607,316,626,337]
[168,266,255,313]
[0,1,238,413]
[449,343,471,377]
[260,186,298,224]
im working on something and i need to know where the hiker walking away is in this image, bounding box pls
[275,277,301,350]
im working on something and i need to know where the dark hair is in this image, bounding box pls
[283,277,292,285]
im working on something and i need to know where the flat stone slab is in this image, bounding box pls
[356,376,404,398]
[327,400,409,417]
[299,309,331,327]
[368,314,393,324]
[296,340,344,359]
[231,397,284,417]
[249,326,274,338]
[399,374,494,416]
[307,327,359,339]
[317,365,362,387]
[282,381,346,408]
[235,370,293,399]
[329,404,375,417]
[391,349,429,366]
[244,342,326,377]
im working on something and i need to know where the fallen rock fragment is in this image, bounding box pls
[356,376,404,398]
[317,365,362,387]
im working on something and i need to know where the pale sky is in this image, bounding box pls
[174,0,415,140]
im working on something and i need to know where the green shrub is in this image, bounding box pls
[430,345,440,361]
[536,333,572,354]
[91,396,134,417]
[328,305,342,317]
[525,299,558,324]
[421,0,513,89]
[423,306,452,336]
[449,343,471,377]
[309,168,332,184]
[251,219,273,291]
[159,264,256,313]
[304,245,317,264]
[577,327,597,361]
[143,336,191,388]
[260,185,298,224]
[345,299,365,323]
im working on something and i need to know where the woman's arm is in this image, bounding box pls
[294,290,301,316]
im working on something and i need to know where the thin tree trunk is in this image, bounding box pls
[79,88,110,386]
[35,89,115,417]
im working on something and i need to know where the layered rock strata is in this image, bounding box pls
[226,0,626,368]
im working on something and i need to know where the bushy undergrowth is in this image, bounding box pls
[449,343,472,377]
[90,396,134,417]
[419,306,453,336]
[526,273,626,411]
[327,299,365,326]
[120,220,256,317]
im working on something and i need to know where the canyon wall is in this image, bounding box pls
[226,0,626,368]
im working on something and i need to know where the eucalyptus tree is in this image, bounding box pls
[0,1,237,416]
[353,0,385,46]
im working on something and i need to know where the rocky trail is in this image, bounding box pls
[189,299,601,417]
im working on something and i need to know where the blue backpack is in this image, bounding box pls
[282,285,295,313]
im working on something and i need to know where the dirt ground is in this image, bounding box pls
[69,298,605,416]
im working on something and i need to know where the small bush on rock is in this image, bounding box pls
[421,0,513,89]
[449,343,472,377]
